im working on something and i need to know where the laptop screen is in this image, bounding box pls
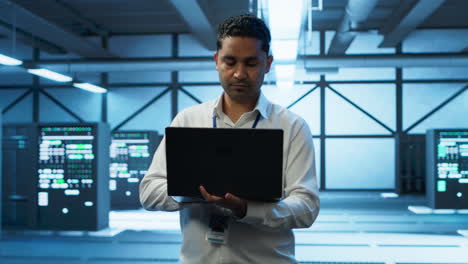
[166,127,283,202]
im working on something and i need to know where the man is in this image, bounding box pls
[140,14,320,263]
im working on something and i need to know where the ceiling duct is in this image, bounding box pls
[0,0,115,58]
[1,54,467,74]
[328,0,379,55]
[35,54,468,72]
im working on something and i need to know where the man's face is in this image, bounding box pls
[215,37,273,104]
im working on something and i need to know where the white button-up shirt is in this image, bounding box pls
[140,92,320,264]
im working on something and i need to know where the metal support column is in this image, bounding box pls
[101,36,109,123]
[171,72,179,119]
[171,34,179,119]
[319,30,326,190]
[395,44,403,194]
[32,48,40,122]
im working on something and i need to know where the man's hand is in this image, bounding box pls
[199,185,247,218]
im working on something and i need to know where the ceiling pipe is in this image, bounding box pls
[0,0,115,58]
[1,54,467,73]
[328,0,380,55]
[37,57,215,72]
[299,54,468,68]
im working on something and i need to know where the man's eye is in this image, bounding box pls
[223,58,235,66]
[246,60,258,67]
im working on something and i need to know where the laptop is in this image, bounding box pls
[165,127,283,202]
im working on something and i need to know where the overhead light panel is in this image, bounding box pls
[272,40,299,62]
[268,0,302,40]
[275,64,296,79]
[275,64,296,89]
[73,82,107,93]
[0,53,23,66]
[268,0,304,88]
[27,68,73,82]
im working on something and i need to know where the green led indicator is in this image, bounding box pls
[437,145,446,158]
[437,180,447,192]
[57,179,64,184]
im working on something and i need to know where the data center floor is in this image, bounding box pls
[1,191,468,264]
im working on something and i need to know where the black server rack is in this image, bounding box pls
[37,123,110,230]
[426,129,468,209]
[110,131,161,209]
[0,115,2,234]
[2,123,38,229]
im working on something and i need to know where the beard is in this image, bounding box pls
[222,81,260,104]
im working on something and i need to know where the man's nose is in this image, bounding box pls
[233,65,247,80]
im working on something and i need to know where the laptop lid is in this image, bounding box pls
[166,127,283,202]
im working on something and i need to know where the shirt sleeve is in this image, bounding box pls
[239,121,320,230]
[139,114,183,212]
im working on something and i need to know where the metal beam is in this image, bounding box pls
[5,78,468,90]
[300,53,468,68]
[3,53,466,73]
[40,89,84,122]
[328,0,379,55]
[179,87,202,104]
[379,0,446,48]
[0,0,116,58]
[286,85,319,109]
[327,84,395,134]
[395,45,404,193]
[49,0,110,37]
[169,0,217,51]
[112,88,171,132]
[404,85,468,133]
[1,89,32,114]
[0,21,66,54]
[32,48,39,122]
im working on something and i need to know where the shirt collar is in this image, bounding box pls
[212,92,271,119]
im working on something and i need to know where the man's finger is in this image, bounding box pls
[199,185,210,200]
[224,193,244,208]
[225,193,247,218]
[199,185,223,202]
[224,193,240,203]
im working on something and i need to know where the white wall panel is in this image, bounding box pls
[403,29,468,53]
[44,88,102,122]
[39,93,76,122]
[109,35,172,57]
[107,87,167,130]
[121,92,171,134]
[325,89,391,135]
[179,70,218,83]
[331,83,396,131]
[403,83,467,132]
[3,93,32,123]
[326,138,395,189]
[178,34,213,57]
[108,71,171,84]
[0,71,32,85]
[403,67,468,80]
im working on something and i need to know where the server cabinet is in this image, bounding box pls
[37,123,110,230]
[426,129,468,209]
[2,123,38,229]
[110,131,161,209]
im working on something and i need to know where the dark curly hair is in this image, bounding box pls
[216,14,271,55]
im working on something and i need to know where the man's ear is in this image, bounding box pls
[214,52,219,71]
[265,55,273,73]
